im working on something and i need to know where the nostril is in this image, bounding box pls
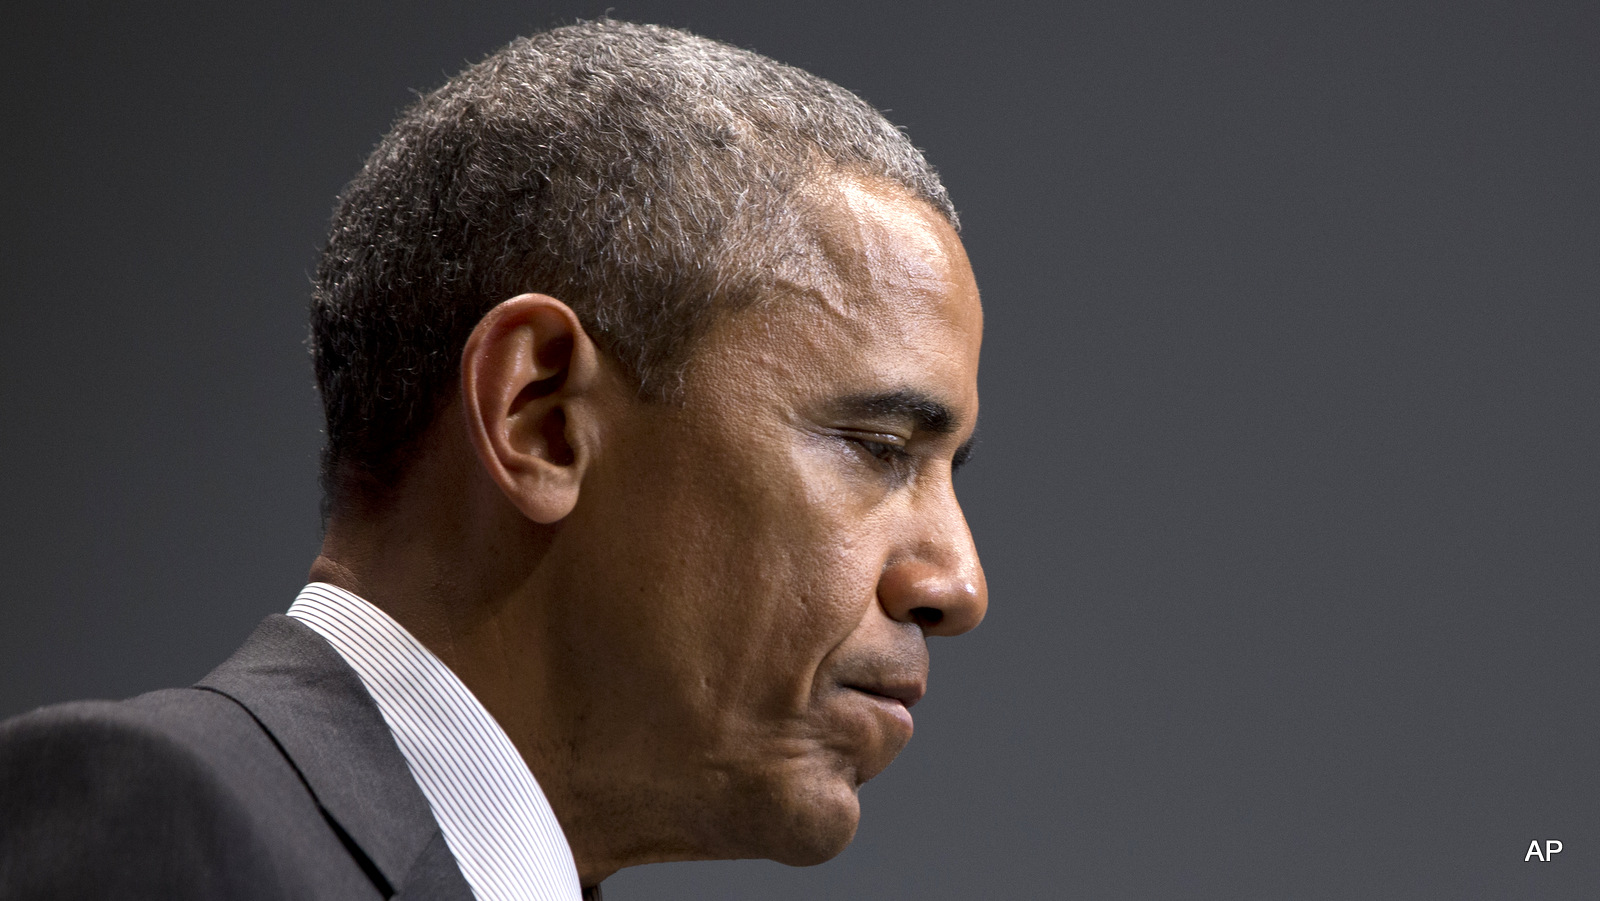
[911,606,944,628]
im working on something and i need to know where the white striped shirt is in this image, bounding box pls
[287,582,583,901]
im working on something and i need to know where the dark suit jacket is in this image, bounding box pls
[0,614,476,900]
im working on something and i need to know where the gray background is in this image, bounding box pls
[3,1,1596,898]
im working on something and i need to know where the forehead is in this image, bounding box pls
[685,178,982,420]
[800,179,973,318]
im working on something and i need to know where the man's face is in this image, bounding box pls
[548,178,985,865]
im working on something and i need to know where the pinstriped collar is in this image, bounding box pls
[288,583,583,901]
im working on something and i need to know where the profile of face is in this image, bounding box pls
[542,177,987,866]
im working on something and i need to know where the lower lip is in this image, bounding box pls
[850,688,914,735]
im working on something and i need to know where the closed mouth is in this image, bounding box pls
[843,681,924,709]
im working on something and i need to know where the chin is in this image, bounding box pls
[749,766,864,867]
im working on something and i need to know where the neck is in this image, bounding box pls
[311,436,706,884]
[311,463,632,881]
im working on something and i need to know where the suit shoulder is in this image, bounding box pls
[2,688,261,759]
[0,691,376,899]
[0,690,286,821]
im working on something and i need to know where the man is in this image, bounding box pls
[0,19,986,900]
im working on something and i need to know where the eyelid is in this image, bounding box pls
[840,428,909,447]
[824,428,914,479]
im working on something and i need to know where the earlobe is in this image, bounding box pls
[460,294,602,524]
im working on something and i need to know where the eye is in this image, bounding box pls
[842,432,913,476]
[952,440,974,474]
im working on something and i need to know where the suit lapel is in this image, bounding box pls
[198,614,473,900]
[390,830,479,900]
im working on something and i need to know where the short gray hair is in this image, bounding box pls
[311,19,957,506]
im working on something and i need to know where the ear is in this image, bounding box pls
[460,293,603,524]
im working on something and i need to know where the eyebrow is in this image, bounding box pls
[831,388,979,470]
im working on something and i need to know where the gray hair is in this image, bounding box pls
[311,19,956,506]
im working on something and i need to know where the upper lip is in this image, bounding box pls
[846,677,926,709]
[836,632,929,709]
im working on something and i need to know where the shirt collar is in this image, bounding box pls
[288,582,583,901]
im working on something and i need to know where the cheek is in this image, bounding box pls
[569,414,890,749]
[704,505,881,712]
[670,464,883,716]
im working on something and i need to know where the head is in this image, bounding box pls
[312,19,956,510]
[309,20,985,883]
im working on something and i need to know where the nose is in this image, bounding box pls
[877,495,988,637]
